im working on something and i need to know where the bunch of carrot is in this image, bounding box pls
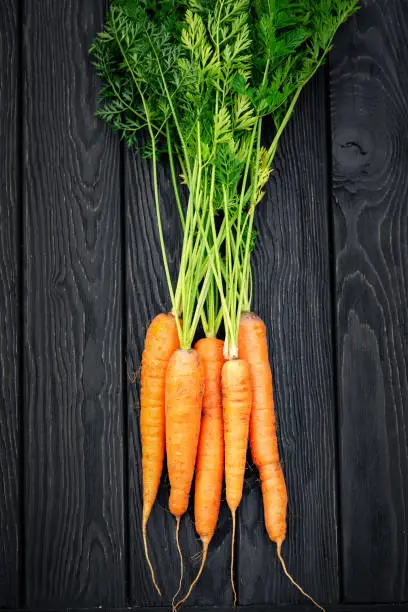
[91,0,358,608]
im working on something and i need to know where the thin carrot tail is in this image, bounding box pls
[172,517,184,612]
[276,542,325,612]
[142,518,162,597]
[175,540,208,610]
[230,510,237,607]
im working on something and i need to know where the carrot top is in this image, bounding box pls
[91,0,359,353]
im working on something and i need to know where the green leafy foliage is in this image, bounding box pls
[89,1,185,152]
[248,0,359,124]
[90,0,358,344]
[91,0,357,164]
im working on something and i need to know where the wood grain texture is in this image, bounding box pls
[0,0,20,607]
[23,1,125,606]
[330,0,408,602]
[125,147,232,606]
[238,72,339,606]
[67,604,408,612]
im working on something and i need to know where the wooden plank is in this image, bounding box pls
[23,1,125,606]
[1,607,404,612]
[125,147,232,606]
[0,0,21,607]
[66,604,408,612]
[238,73,339,605]
[330,0,408,603]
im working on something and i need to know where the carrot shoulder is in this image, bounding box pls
[141,312,180,595]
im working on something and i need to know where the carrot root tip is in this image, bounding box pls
[175,540,208,610]
[142,521,162,597]
[230,510,237,607]
[171,517,184,612]
[276,543,325,612]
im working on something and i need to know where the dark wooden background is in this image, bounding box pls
[1,0,408,610]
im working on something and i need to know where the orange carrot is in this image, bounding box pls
[165,348,204,606]
[141,312,180,595]
[222,358,252,606]
[166,348,204,516]
[194,338,225,542]
[238,312,324,611]
[175,337,225,608]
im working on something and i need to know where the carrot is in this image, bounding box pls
[175,337,225,608]
[194,338,225,543]
[222,357,252,606]
[166,348,204,514]
[165,348,204,606]
[238,312,324,611]
[141,312,180,595]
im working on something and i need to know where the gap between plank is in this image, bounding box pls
[324,60,344,603]
[120,140,131,605]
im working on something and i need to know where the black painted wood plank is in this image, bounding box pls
[58,604,408,612]
[23,1,125,606]
[238,73,339,606]
[330,0,408,603]
[125,147,232,606]
[0,0,21,607]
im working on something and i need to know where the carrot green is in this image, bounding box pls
[90,0,358,353]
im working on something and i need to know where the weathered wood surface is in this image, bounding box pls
[67,606,408,612]
[0,0,408,609]
[23,0,125,606]
[330,0,408,602]
[0,0,20,607]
